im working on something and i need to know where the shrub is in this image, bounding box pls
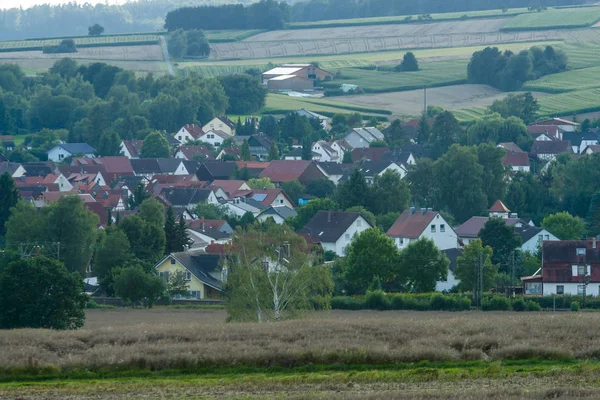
[331,296,364,310]
[526,301,541,311]
[365,290,390,310]
[571,301,580,312]
[429,293,448,310]
[390,294,404,309]
[482,296,511,311]
[511,298,526,312]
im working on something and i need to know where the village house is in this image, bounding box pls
[293,109,331,130]
[299,210,372,256]
[316,162,346,185]
[197,130,230,148]
[259,160,326,185]
[119,140,143,159]
[236,134,272,161]
[530,118,579,133]
[503,151,530,173]
[0,162,26,178]
[257,206,298,224]
[583,145,600,155]
[283,147,319,161]
[563,131,600,154]
[47,143,96,162]
[267,75,315,91]
[196,162,237,181]
[343,127,385,149]
[131,159,189,179]
[351,147,390,163]
[262,64,333,85]
[530,140,573,161]
[312,141,340,163]
[386,208,457,251]
[174,145,215,161]
[155,250,224,300]
[216,147,241,161]
[175,124,204,143]
[436,248,462,292]
[523,239,600,296]
[19,173,73,192]
[202,116,236,137]
[527,125,561,141]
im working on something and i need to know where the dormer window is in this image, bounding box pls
[577,248,586,256]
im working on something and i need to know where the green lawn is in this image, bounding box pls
[322,59,468,92]
[264,94,391,117]
[288,8,532,29]
[501,7,600,30]
[523,66,600,93]
[556,41,600,70]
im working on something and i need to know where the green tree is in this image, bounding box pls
[194,201,228,220]
[139,197,165,228]
[240,139,251,161]
[4,201,46,249]
[384,119,409,149]
[93,228,131,295]
[166,270,190,297]
[335,169,370,210]
[345,206,377,228]
[370,170,410,215]
[141,130,170,158]
[128,182,149,209]
[0,256,86,329]
[0,172,19,238]
[542,212,585,240]
[88,23,104,36]
[176,215,192,251]
[46,196,99,273]
[268,141,279,161]
[301,137,313,160]
[587,192,600,237]
[164,206,179,254]
[113,264,166,307]
[96,131,122,156]
[248,177,275,190]
[305,178,335,198]
[433,145,487,223]
[478,217,522,272]
[455,239,497,292]
[429,111,462,159]
[119,216,166,263]
[290,198,338,230]
[395,51,419,71]
[218,74,266,114]
[407,158,436,207]
[417,112,431,144]
[344,228,400,294]
[226,224,332,322]
[488,92,540,124]
[399,237,449,292]
[342,150,353,164]
[376,212,401,233]
[281,180,305,205]
[477,143,507,206]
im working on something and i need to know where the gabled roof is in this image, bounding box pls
[131,158,183,175]
[161,250,223,291]
[55,143,96,154]
[233,188,294,208]
[584,145,600,153]
[527,125,560,138]
[346,127,384,143]
[248,134,272,149]
[386,209,438,238]
[503,152,530,167]
[259,160,312,182]
[210,180,248,196]
[299,211,367,243]
[543,240,600,264]
[454,216,524,238]
[188,219,227,231]
[295,108,328,121]
[316,161,344,176]
[42,192,96,204]
[160,187,213,206]
[258,206,298,220]
[489,200,510,213]
[180,124,204,139]
[351,147,390,163]
[0,161,22,176]
[73,156,134,175]
[189,225,231,241]
[498,142,524,153]
[515,225,545,243]
[530,140,572,155]
[21,162,55,177]
[203,130,230,140]
[84,202,109,227]
[533,118,579,127]
[121,140,143,158]
[177,145,215,161]
[381,150,414,165]
[198,161,237,180]
[442,248,462,272]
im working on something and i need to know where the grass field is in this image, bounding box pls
[264,94,392,116]
[501,7,600,30]
[0,34,160,52]
[205,29,265,42]
[288,8,532,29]
[523,66,600,93]
[3,309,600,399]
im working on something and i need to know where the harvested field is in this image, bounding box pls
[247,18,510,42]
[264,93,391,116]
[0,44,163,61]
[501,7,600,31]
[4,309,600,374]
[0,34,159,52]
[333,84,549,117]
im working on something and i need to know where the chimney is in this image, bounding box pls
[421,208,426,215]
[327,209,332,223]
[410,207,415,216]
[201,216,205,231]
[593,237,597,249]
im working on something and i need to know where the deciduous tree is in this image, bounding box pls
[455,239,497,292]
[478,217,522,272]
[0,172,19,238]
[141,130,170,158]
[398,237,449,292]
[542,211,585,240]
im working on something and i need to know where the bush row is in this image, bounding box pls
[332,292,472,311]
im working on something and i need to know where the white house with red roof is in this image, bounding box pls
[120,140,143,159]
[175,124,204,144]
[386,208,457,251]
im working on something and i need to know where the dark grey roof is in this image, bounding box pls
[382,150,413,165]
[2,141,15,147]
[156,158,183,174]
[259,206,298,220]
[316,161,344,175]
[197,162,237,181]
[299,210,364,243]
[442,248,462,272]
[57,143,96,154]
[131,159,160,174]
[182,160,201,174]
[516,225,544,243]
[190,226,231,240]
[166,135,180,146]
[339,160,396,182]
[161,187,212,206]
[169,250,223,290]
[285,148,318,158]
[0,161,21,175]
[22,162,55,177]
[248,134,272,149]
[119,175,145,189]
[531,140,572,155]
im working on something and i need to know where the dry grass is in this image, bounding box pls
[3,310,600,374]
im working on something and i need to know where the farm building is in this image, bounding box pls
[262,64,334,83]
[267,75,314,91]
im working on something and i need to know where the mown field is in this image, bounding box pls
[3,309,600,399]
[0,34,160,52]
[523,66,600,93]
[264,94,392,117]
[501,7,600,31]
[287,7,532,29]
[206,29,265,42]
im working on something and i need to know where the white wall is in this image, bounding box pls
[48,147,72,162]
[199,131,225,147]
[257,213,286,224]
[436,270,459,292]
[203,118,233,136]
[330,215,372,256]
[392,213,457,251]
[543,283,600,296]
[521,230,559,253]
[270,193,294,209]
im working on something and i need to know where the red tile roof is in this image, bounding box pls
[182,124,204,139]
[122,140,143,158]
[387,209,438,238]
[210,180,248,196]
[236,161,270,170]
[455,216,523,238]
[489,200,510,213]
[351,147,390,163]
[84,202,109,227]
[498,142,524,153]
[188,219,226,231]
[259,160,311,182]
[503,152,530,167]
[177,145,215,161]
[527,125,559,138]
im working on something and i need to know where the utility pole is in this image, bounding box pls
[510,251,515,298]
[423,85,427,114]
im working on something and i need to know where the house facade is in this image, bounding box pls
[156,251,223,300]
[202,116,235,137]
[343,127,385,149]
[175,124,204,143]
[387,208,457,251]
[48,143,96,162]
[198,130,229,148]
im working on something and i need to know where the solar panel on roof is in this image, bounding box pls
[252,193,268,202]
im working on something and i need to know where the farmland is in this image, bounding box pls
[0,34,160,52]
[523,66,600,93]
[501,7,600,31]
[206,29,265,42]
[4,309,600,398]
[264,94,391,117]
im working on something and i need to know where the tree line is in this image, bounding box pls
[165,0,290,31]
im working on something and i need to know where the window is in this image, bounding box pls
[185,271,192,281]
[578,285,585,295]
[538,235,543,241]
[215,142,220,147]
[170,258,176,265]
[431,224,436,233]
[578,265,587,276]
[525,282,542,295]
[440,224,445,233]
[357,219,362,227]
[279,199,284,204]
[399,238,403,245]
[59,154,64,160]
[556,285,564,294]
[345,233,350,240]
[159,271,169,282]
[577,248,586,255]
[545,235,550,241]
[178,136,182,140]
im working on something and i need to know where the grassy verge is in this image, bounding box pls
[288,8,531,29]
[501,7,600,31]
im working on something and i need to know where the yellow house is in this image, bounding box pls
[155,250,224,300]
[202,116,236,137]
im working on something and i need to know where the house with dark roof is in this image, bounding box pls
[343,127,385,149]
[155,250,224,299]
[299,210,372,256]
[527,125,561,141]
[259,160,326,185]
[159,187,218,210]
[294,108,330,130]
[530,118,578,133]
[387,208,457,251]
[522,239,600,296]
[283,147,319,161]
[235,134,273,161]
[196,162,237,181]
[175,124,204,144]
[503,151,530,173]
[315,162,346,185]
[48,143,96,162]
[175,145,215,161]
[498,142,524,153]
[21,162,56,177]
[563,131,599,154]
[131,158,189,179]
[188,225,231,246]
[188,217,233,234]
[257,206,298,224]
[583,144,600,155]
[202,116,236,137]
[340,159,407,184]
[0,162,25,178]
[530,140,573,161]
[515,224,559,253]
[2,140,15,152]
[216,147,241,161]
[71,156,135,183]
[120,140,143,159]
[351,147,390,163]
